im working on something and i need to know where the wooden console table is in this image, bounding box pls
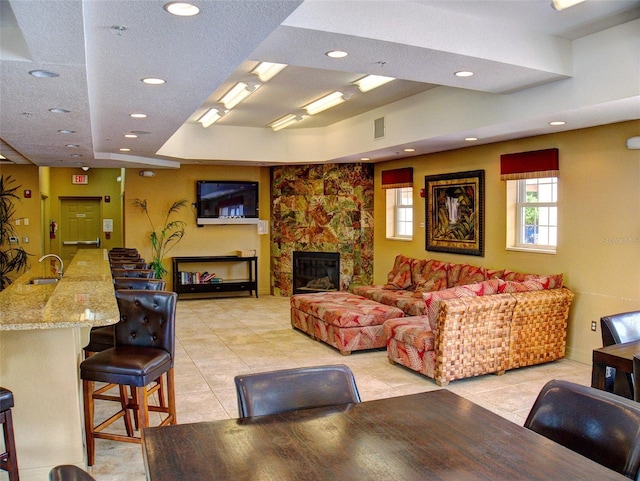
[172,256,258,298]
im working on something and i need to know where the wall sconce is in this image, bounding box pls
[81,166,89,171]
[139,170,156,177]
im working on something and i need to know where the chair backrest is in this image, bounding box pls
[110,261,149,270]
[601,311,640,346]
[114,290,177,362]
[49,465,97,481]
[524,379,640,479]
[234,364,361,418]
[111,268,156,279]
[113,277,166,291]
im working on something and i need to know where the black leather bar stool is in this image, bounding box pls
[49,465,96,481]
[80,290,177,466]
[0,387,19,481]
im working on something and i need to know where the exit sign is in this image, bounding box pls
[72,174,88,184]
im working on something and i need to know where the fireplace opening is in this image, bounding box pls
[293,251,340,294]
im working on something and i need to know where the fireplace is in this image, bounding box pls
[293,252,340,294]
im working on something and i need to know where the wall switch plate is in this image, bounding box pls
[8,236,18,243]
[591,321,597,331]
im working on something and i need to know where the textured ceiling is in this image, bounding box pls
[1,0,639,169]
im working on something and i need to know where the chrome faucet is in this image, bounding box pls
[39,254,64,278]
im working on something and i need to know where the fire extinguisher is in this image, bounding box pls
[50,221,57,239]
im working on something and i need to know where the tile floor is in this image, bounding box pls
[88,295,592,481]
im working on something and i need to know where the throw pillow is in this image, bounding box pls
[448,263,486,287]
[385,254,413,289]
[502,270,563,288]
[413,259,448,292]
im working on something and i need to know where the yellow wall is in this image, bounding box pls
[0,164,42,283]
[374,120,640,363]
[123,165,271,294]
[47,168,124,256]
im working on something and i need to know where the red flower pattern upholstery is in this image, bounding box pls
[412,259,449,292]
[385,254,413,289]
[447,263,487,287]
[291,292,404,355]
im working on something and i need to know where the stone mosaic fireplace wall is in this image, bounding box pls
[271,164,374,296]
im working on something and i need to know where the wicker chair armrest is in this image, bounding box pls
[433,294,515,385]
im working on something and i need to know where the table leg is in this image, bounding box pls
[591,359,606,390]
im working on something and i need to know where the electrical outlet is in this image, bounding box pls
[591,321,597,332]
[8,236,18,244]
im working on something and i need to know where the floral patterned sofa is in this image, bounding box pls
[351,255,575,385]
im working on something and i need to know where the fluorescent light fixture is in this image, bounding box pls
[551,0,586,10]
[130,113,147,118]
[354,75,395,93]
[124,134,138,138]
[163,2,200,16]
[304,91,345,115]
[549,121,566,126]
[198,108,225,128]
[270,114,300,132]
[220,82,260,110]
[29,70,59,78]
[252,62,287,82]
[455,71,474,77]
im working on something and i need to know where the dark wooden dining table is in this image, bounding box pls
[591,339,640,390]
[142,389,628,481]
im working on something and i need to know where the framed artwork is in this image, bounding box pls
[425,170,484,256]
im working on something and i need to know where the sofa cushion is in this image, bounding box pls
[498,276,561,293]
[385,254,413,289]
[412,259,448,292]
[421,280,501,330]
[502,270,563,288]
[486,268,506,280]
[384,316,434,352]
[447,263,486,287]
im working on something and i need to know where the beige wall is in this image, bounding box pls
[123,165,271,294]
[0,164,42,283]
[373,120,640,363]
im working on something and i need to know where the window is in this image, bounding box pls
[386,187,413,239]
[507,177,557,252]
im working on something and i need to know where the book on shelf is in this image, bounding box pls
[179,271,223,284]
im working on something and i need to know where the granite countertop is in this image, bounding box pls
[0,249,119,330]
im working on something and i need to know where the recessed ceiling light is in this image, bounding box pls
[326,50,348,59]
[130,113,147,118]
[29,69,59,78]
[66,144,80,148]
[119,148,131,152]
[403,148,415,152]
[141,77,166,85]
[124,134,138,138]
[455,71,474,77]
[360,157,370,161]
[465,137,478,141]
[70,154,82,158]
[58,129,76,134]
[49,108,70,114]
[549,121,566,126]
[163,2,200,16]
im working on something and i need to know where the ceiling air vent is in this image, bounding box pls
[373,117,385,140]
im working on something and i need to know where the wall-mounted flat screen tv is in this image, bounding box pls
[196,181,259,225]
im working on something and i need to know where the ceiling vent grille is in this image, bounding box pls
[373,117,385,140]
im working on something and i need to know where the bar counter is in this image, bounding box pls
[0,249,118,480]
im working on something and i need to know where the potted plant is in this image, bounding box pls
[0,175,31,290]
[132,198,188,278]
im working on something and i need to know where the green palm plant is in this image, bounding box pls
[132,198,188,278]
[0,175,31,290]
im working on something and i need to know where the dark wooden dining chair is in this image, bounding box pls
[525,379,640,479]
[80,290,177,466]
[601,310,640,398]
[49,465,96,481]
[234,364,361,418]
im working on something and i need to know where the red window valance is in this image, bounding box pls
[381,167,413,189]
[500,148,559,181]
